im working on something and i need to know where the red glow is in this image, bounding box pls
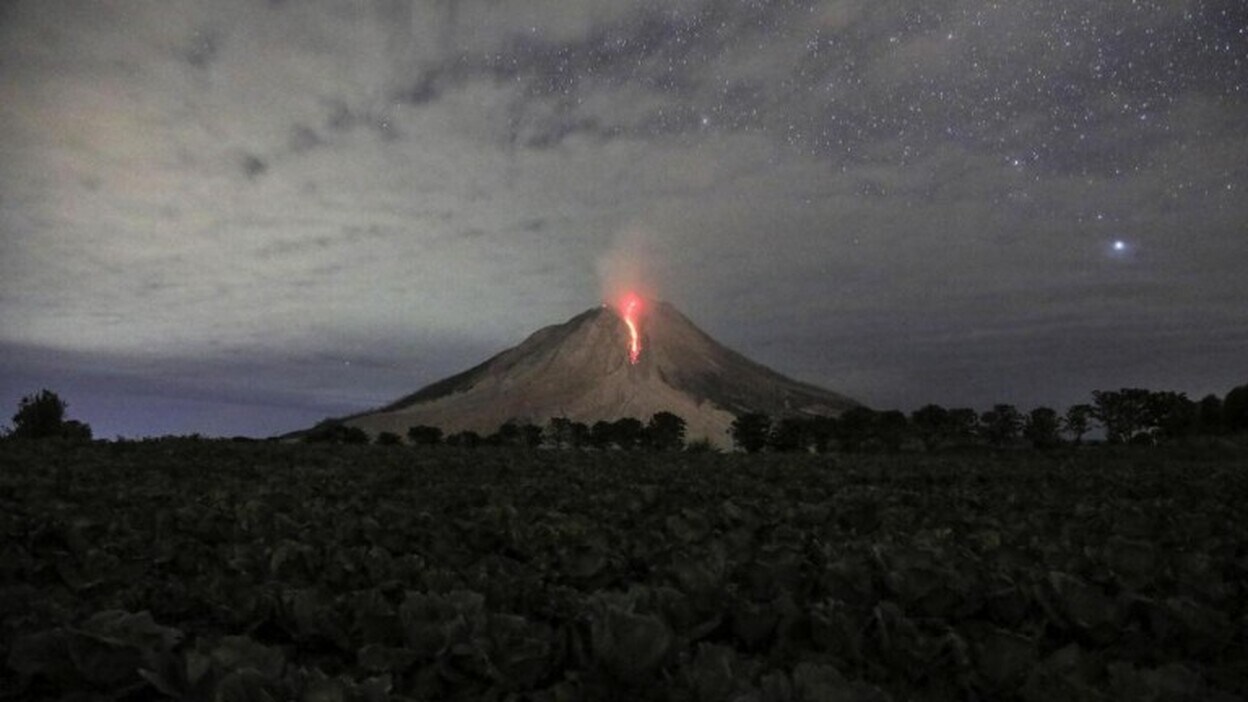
[619,293,643,364]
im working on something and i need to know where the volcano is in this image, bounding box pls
[329,300,858,447]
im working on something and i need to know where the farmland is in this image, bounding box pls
[2,440,1246,700]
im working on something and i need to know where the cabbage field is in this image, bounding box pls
[2,440,1246,700]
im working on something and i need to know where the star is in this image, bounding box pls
[1,0,1245,438]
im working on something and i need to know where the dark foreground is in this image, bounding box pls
[1,441,1246,701]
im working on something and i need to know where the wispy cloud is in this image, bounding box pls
[1,0,1245,435]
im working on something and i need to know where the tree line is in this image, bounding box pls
[303,411,694,452]
[6,383,1247,451]
[300,383,1248,453]
[728,384,1248,453]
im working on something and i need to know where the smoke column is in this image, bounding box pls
[596,226,660,306]
[597,227,660,364]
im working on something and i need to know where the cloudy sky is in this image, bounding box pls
[2,0,1246,438]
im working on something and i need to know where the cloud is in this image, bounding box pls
[1,0,1246,436]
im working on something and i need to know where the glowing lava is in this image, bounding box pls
[620,293,643,364]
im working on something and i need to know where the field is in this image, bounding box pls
[2,441,1246,701]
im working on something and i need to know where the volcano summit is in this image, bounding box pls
[330,300,858,447]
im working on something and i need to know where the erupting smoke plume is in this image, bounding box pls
[596,226,660,308]
[597,227,660,364]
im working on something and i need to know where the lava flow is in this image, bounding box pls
[620,293,643,364]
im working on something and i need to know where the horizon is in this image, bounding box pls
[3,296,1239,440]
[2,1,1245,439]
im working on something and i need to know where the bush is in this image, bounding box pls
[730,413,770,453]
[407,425,444,447]
[1224,384,1248,433]
[685,437,718,453]
[647,412,687,451]
[304,421,369,445]
[446,430,482,448]
[60,420,93,441]
[9,389,91,440]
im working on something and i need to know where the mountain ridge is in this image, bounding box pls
[313,300,858,447]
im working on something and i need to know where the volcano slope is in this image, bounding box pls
[336,301,858,447]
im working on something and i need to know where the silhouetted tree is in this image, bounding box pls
[610,417,645,450]
[1197,394,1224,435]
[59,420,93,441]
[407,425,443,446]
[1063,404,1095,445]
[911,404,951,451]
[1147,391,1198,441]
[835,407,877,453]
[304,421,332,443]
[876,410,909,452]
[487,421,541,448]
[548,417,575,449]
[12,389,65,438]
[730,412,771,453]
[10,389,91,440]
[303,422,327,443]
[685,437,717,453]
[1222,383,1248,433]
[768,417,808,452]
[304,420,369,445]
[375,431,402,446]
[568,421,590,449]
[979,404,1023,447]
[491,421,522,447]
[589,420,614,449]
[520,423,544,449]
[646,411,687,451]
[947,408,979,446]
[1093,388,1154,444]
[807,416,836,453]
[1023,407,1062,449]
[445,430,481,448]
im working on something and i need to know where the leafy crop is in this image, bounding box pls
[2,441,1246,700]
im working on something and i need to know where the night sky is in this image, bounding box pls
[2,1,1246,439]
